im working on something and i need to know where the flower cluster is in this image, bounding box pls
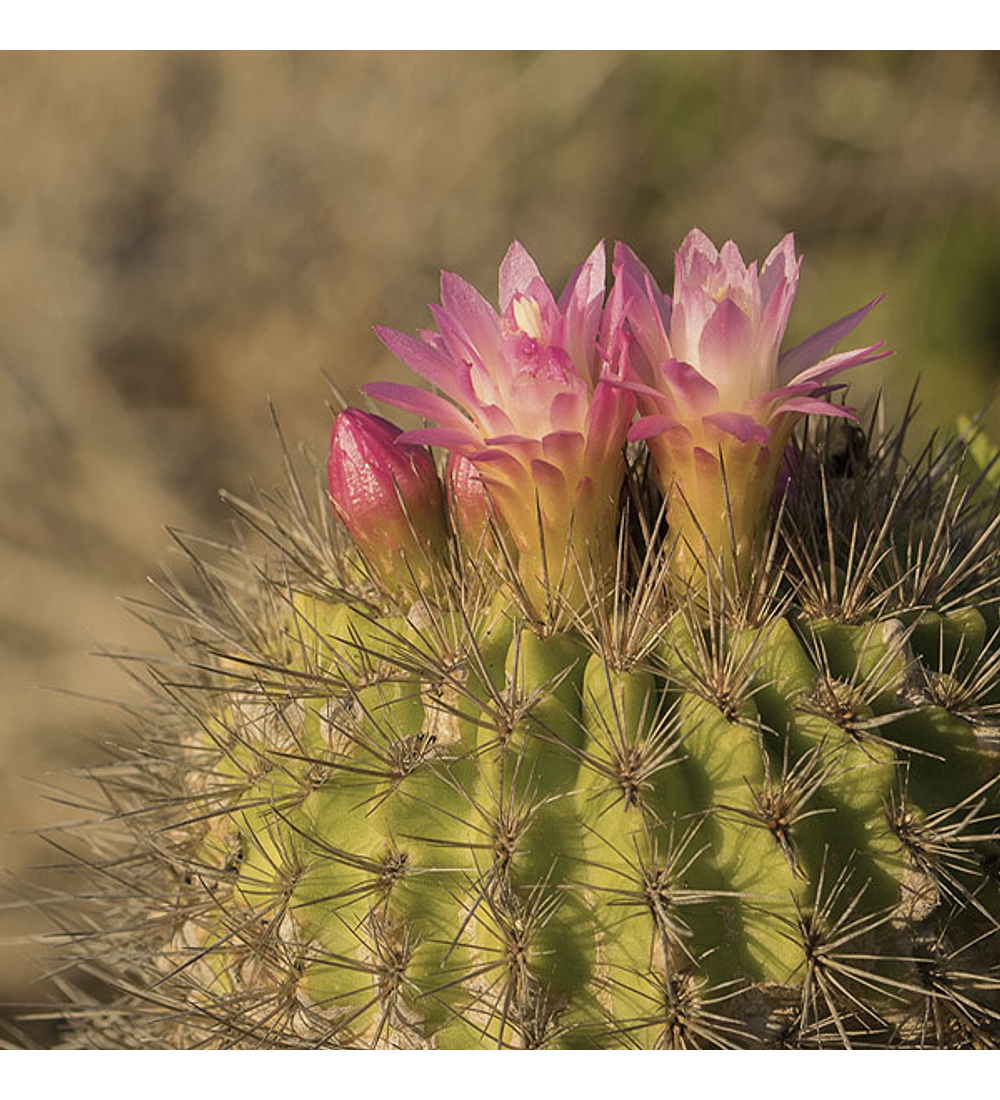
[363,241,635,617]
[327,231,887,611]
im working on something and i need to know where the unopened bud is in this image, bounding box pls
[327,409,447,592]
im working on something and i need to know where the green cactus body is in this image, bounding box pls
[37,326,1000,1051]
[62,540,1000,1049]
[45,429,1000,1053]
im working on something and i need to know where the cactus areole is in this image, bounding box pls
[44,232,1000,1049]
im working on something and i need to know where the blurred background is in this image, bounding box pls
[3,51,1000,1038]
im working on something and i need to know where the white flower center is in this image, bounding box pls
[512,295,544,341]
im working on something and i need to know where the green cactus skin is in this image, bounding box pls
[33,411,1000,1050]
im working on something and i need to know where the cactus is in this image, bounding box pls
[32,232,1000,1049]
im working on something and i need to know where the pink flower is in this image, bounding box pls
[327,408,448,594]
[365,241,634,620]
[615,229,889,584]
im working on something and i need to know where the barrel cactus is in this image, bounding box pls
[42,229,1000,1049]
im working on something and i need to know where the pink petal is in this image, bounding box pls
[418,327,447,353]
[484,432,538,448]
[759,234,799,303]
[481,439,543,481]
[696,297,755,382]
[786,341,892,387]
[777,296,883,384]
[776,381,846,399]
[615,242,672,375]
[398,427,479,449]
[584,378,634,442]
[440,271,502,353]
[558,240,605,315]
[747,381,845,412]
[467,448,529,491]
[558,241,606,379]
[363,381,472,431]
[604,373,677,418]
[500,241,544,312]
[429,302,483,369]
[550,389,589,432]
[572,473,598,509]
[530,458,567,505]
[629,415,690,443]
[718,239,752,297]
[676,228,719,276]
[670,289,718,365]
[453,358,485,405]
[613,241,662,297]
[692,446,720,474]
[703,411,771,446]
[600,261,631,363]
[542,429,585,470]
[375,325,463,399]
[757,275,796,361]
[771,397,858,420]
[659,359,719,415]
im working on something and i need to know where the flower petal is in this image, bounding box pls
[398,426,480,449]
[759,233,799,303]
[629,415,689,442]
[440,271,502,353]
[772,397,858,420]
[696,296,755,388]
[786,341,892,387]
[659,359,719,415]
[777,295,883,384]
[364,381,471,430]
[530,458,567,508]
[558,240,606,379]
[500,240,544,312]
[676,228,719,277]
[558,239,606,315]
[550,389,590,433]
[375,325,463,399]
[703,411,771,446]
[757,274,797,373]
[584,378,634,446]
[542,429,585,470]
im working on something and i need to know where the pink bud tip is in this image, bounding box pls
[327,409,448,589]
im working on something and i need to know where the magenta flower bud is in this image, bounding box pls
[327,408,448,593]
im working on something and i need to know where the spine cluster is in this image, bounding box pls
[34,405,1000,1049]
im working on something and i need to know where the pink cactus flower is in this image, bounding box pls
[614,228,889,586]
[327,408,448,594]
[365,241,634,620]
